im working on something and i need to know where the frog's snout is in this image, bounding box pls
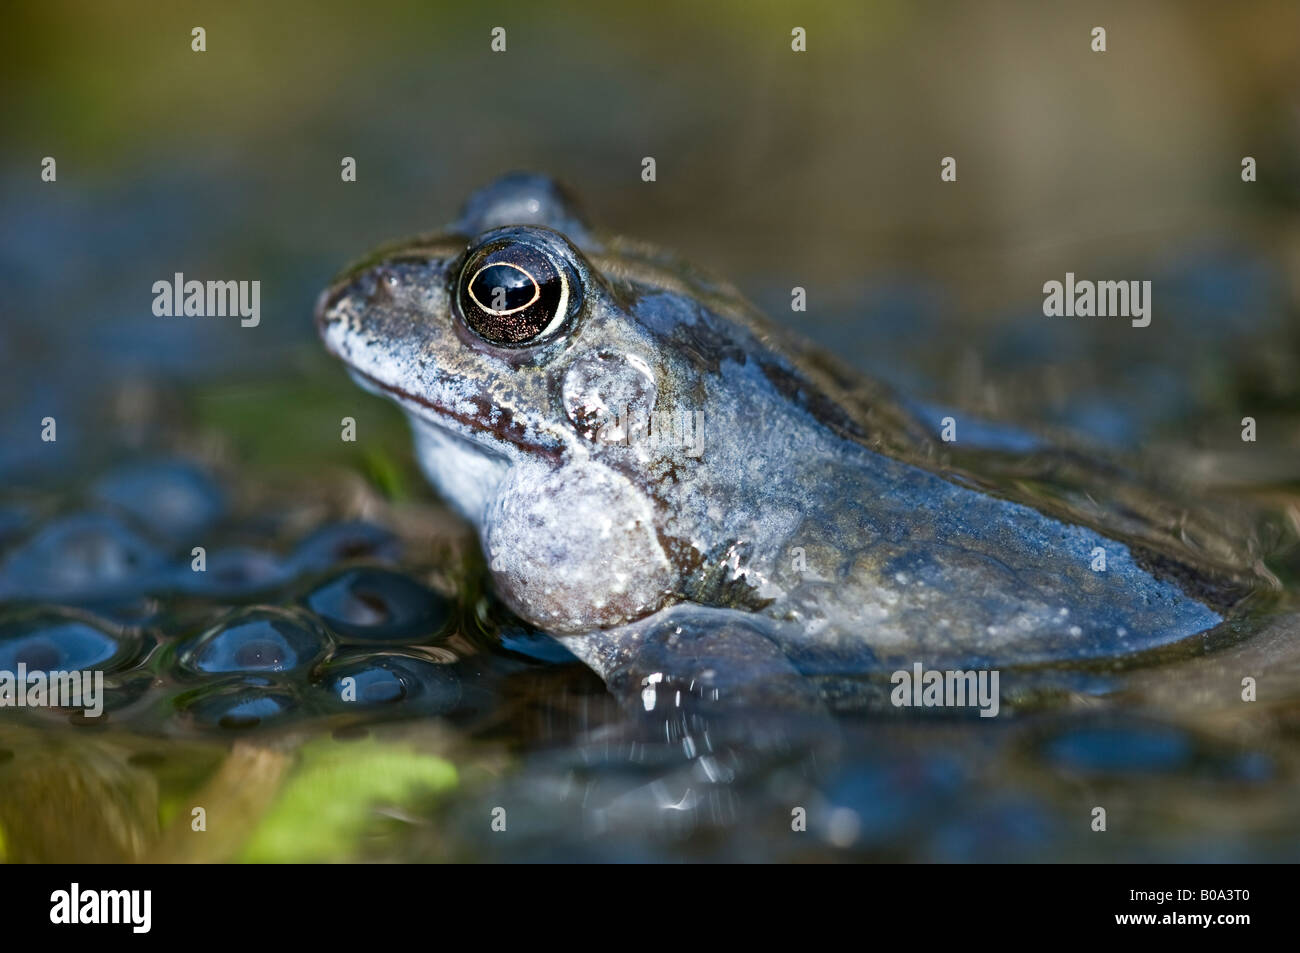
[313,286,337,332]
[313,280,359,362]
[313,262,409,349]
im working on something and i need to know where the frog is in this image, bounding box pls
[316,173,1273,709]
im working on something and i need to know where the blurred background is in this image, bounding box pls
[4,0,1300,475]
[3,0,1300,862]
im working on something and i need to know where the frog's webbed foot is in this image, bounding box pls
[551,606,837,836]
[562,604,826,715]
[478,614,837,846]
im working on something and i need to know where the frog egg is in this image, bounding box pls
[170,546,289,598]
[91,459,225,542]
[174,677,303,731]
[313,651,461,713]
[289,521,401,573]
[0,610,138,673]
[0,511,165,601]
[178,607,331,677]
[303,568,451,644]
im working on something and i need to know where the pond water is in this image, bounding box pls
[1,364,1297,862]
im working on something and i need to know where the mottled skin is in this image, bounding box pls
[317,174,1269,705]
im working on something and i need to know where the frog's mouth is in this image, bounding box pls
[340,362,565,467]
[337,364,511,526]
[314,275,566,468]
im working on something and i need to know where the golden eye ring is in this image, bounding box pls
[455,236,577,347]
[466,262,540,316]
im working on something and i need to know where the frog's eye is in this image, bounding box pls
[455,239,577,347]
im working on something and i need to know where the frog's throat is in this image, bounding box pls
[409,415,511,526]
[343,365,563,466]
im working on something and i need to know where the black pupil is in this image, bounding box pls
[458,242,568,346]
[471,264,536,313]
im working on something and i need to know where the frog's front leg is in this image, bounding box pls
[482,461,679,633]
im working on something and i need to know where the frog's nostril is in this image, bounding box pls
[369,268,399,304]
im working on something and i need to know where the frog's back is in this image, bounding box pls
[615,263,1270,677]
